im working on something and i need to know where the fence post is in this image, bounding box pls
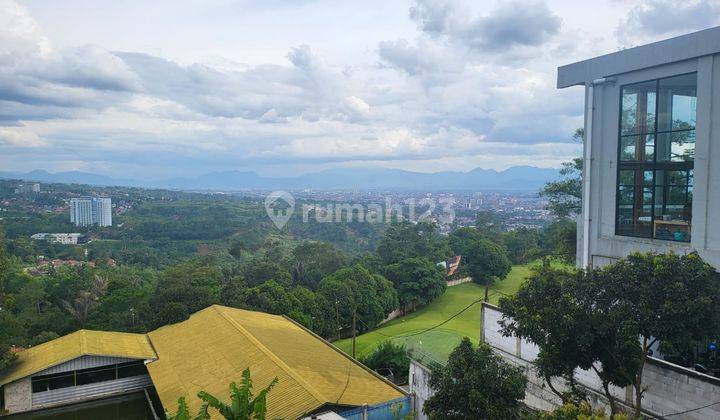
[362,403,368,420]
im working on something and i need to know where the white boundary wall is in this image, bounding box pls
[482,303,720,419]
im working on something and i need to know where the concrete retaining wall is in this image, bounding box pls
[408,360,432,420]
[482,303,720,419]
[446,277,472,287]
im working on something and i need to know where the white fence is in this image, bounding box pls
[482,302,720,419]
[446,277,471,287]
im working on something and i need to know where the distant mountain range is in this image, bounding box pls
[0,166,560,191]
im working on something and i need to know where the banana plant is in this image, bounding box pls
[166,368,279,420]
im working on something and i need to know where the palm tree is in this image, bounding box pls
[166,368,279,420]
[62,275,108,324]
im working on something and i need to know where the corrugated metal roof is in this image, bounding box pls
[0,330,156,386]
[146,305,405,419]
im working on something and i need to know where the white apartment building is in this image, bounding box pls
[70,197,112,227]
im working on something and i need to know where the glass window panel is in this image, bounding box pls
[666,186,688,206]
[32,373,75,392]
[643,170,654,187]
[620,136,636,161]
[618,186,634,205]
[657,73,697,132]
[48,374,75,390]
[76,367,116,386]
[617,74,695,242]
[32,379,50,393]
[656,130,695,162]
[621,81,656,135]
[117,362,148,379]
[666,170,689,186]
[620,134,654,161]
[619,170,635,185]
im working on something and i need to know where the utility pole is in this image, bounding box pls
[352,310,357,358]
[335,301,340,341]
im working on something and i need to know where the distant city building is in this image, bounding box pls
[92,197,112,227]
[14,183,40,194]
[30,233,85,245]
[70,197,112,227]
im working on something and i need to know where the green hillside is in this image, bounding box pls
[335,265,533,365]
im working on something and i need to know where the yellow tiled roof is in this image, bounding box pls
[146,305,406,419]
[0,330,157,386]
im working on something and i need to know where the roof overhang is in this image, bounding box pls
[557,26,720,88]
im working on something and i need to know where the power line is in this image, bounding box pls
[657,400,720,418]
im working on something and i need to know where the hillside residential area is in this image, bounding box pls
[1,1,720,420]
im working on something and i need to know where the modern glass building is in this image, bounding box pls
[557,26,720,269]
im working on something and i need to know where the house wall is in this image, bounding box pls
[408,360,432,420]
[482,303,720,419]
[3,377,32,413]
[2,356,152,415]
[581,53,720,269]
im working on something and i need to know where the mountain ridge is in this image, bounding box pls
[0,166,560,191]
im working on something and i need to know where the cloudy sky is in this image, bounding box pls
[1,0,719,179]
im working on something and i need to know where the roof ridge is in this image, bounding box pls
[211,305,329,405]
[281,315,409,398]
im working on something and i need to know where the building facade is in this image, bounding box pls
[92,197,112,227]
[30,233,84,245]
[15,183,40,194]
[558,27,720,269]
[70,197,112,227]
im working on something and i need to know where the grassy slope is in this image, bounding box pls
[336,265,533,364]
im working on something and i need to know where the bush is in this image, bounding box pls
[359,341,410,384]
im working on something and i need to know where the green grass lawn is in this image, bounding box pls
[335,264,533,365]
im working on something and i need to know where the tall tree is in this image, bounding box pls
[376,222,451,266]
[383,257,446,312]
[465,239,512,285]
[501,252,720,418]
[424,338,527,419]
[539,128,583,219]
[291,241,348,289]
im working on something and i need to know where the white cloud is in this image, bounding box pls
[2,0,712,178]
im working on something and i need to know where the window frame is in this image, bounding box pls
[30,360,148,394]
[614,72,696,242]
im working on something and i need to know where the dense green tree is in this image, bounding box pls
[448,227,485,260]
[291,241,348,289]
[319,264,398,333]
[540,157,582,219]
[243,259,292,287]
[424,338,527,419]
[383,257,446,312]
[501,252,720,419]
[540,219,577,264]
[466,239,512,285]
[376,222,450,266]
[86,269,155,332]
[147,259,222,328]
[474,211,504,241]
[449,227,511,284]
[503,227,541,264]
[242,280,295,315]
[499,265,634,414]
[359,341,410,384]
[286,286,332,336]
